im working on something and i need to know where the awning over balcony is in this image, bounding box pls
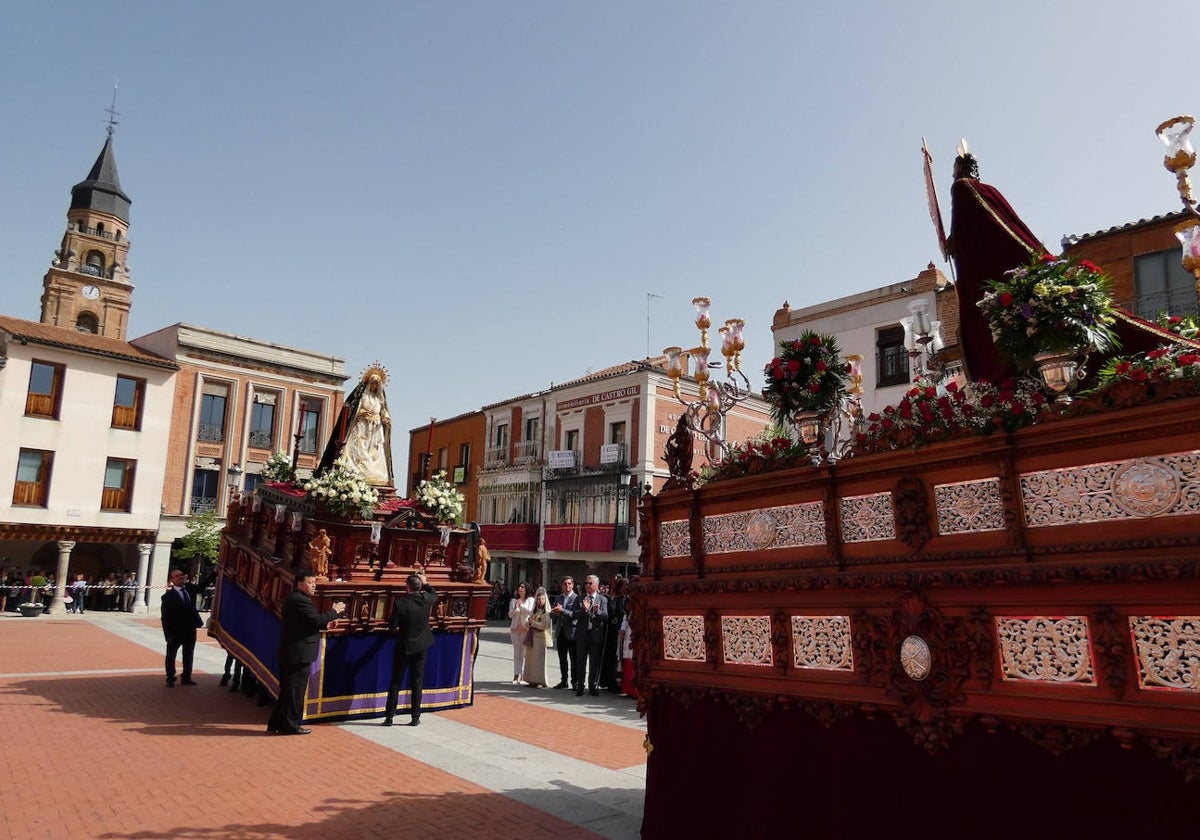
[543,523,616,553]
[480,523,539,552]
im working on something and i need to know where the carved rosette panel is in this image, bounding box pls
[658,519,692,559]
[1020,451,1200,527]
[839,492,897,543]
[935,477,1005,534]
[449,595,468,618]
[662,615,707,662]
[872,592,976,753]
[720,615,774,666]
[995,616,1096,684]
[1130,616,1200,691]
[702,502,827,555]
[791,615,855,672]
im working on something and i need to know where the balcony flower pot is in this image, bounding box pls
[18,602,45,617]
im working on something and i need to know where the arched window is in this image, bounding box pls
[76,312,99,334]
[84,251,105,277]
[95,222,105,236]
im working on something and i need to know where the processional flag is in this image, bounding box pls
[922,137,949,262]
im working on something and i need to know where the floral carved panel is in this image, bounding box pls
[702,502,826,555]
[1130,616,1200,691]
[1020,451,1200,527]
[658,519,692,559]
[935,478,1005,534]
[791,615,854,672]
[662,615,706,662]
[721,615,774,667]
[996,616,1096,684]
[840,492,896,543]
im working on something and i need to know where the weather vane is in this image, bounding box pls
[104,82,120,137]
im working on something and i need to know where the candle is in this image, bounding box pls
[295,401,308,439]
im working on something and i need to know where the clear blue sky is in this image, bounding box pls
[1,1,1192,444]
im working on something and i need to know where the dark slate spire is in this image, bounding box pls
[70,136,131,223]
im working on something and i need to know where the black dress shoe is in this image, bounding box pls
[286,728,312,735]
[181,679,198,686]
[219,675,231,687]
[409,718,421,727]
[381,717,393,727]
[553,682,568,689]
[575,688,584,696]
[165,679,175,688]
[589,688,600,697]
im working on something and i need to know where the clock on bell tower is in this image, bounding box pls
[39,133,135,340]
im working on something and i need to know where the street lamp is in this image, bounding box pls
[226,462,244,492]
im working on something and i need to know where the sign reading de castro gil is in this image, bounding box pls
[556,384,640,412]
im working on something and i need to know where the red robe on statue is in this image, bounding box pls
[948,176,1046,384]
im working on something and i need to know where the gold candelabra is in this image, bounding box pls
[663,297,750,462]
[1155,115,1200,289]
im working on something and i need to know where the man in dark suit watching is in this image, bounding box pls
[267,569,346,735]
[551,575,578,689]
[382,571,437,727]
[161,568,203,687]
[570,574,608,696]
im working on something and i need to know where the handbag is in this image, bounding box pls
[522,627,535,647]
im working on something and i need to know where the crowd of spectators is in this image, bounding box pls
[489,573,637,699]
[0,567,218,613]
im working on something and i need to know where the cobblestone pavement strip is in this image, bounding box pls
[0,613,646,840]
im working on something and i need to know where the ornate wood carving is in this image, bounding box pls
[771,610,790,673]
[868,592,977,753]
[1147,737,1200,783]
[1012,722,1103,756]
[1091,605,1130,695]
[892,476,932,552]
[723,692,777,730]
[704,608,721,669]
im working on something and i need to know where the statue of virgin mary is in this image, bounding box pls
[316,363,393,487]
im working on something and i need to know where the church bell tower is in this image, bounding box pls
[40,132,134,340]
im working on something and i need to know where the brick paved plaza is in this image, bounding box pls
[0,614,646,840]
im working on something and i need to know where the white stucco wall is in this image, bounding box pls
[0,344,175,532]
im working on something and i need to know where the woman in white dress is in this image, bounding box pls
[521,587,552,687]
[507,581,535,683]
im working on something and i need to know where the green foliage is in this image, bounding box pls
[176,508,222,567]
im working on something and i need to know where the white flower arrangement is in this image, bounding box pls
[415,470,465,524]
[302,456,379,519]
[261,451,296,483]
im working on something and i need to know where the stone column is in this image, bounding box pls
[133,543,153,614]
[45,540,75,615]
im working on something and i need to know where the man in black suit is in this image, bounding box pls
[551,575,578,689]
[161,568,204,687]
[267,569,346,735]
[382,571,437,727]
[570,574,608,696]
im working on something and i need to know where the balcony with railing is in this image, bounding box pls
[513,439,542,464]
[484,445,509,469]
[248,430,274,450]
[1125,289,1200,319]
[197,423,225,443]
[190,496,218,514]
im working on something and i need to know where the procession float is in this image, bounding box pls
[632,129,1200,838]
[208,364,490,722]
